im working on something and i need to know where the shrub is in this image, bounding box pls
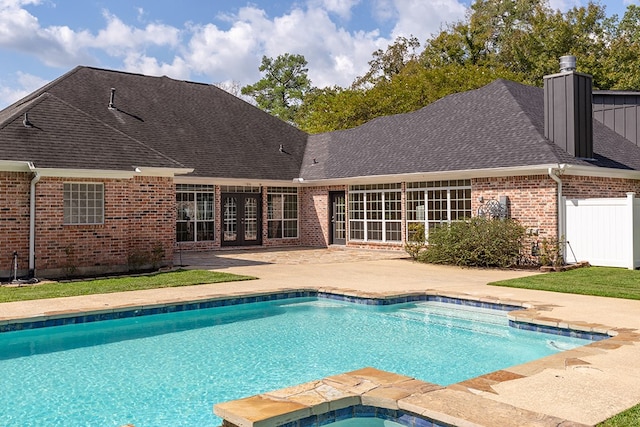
[404,223,426,260]
[538,237,564,267]
[127,242,166,272]
[419,217,526,268]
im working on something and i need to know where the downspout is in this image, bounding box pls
[548,166,564,250]
[28,163,40,278]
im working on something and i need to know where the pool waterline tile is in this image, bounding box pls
[0,289,613,342]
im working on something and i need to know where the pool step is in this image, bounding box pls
[392,302,509,334]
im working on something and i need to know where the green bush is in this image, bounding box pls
[404,223,426,260]
[419,217,526,268]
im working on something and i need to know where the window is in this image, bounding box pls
[63,183,104,225]
[406,180,471,240]
[176,184,215,242]
[348,184,401,242]
[267,187,298,238]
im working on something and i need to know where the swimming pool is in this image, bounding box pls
[0,295,596,426]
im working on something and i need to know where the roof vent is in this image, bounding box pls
[22,113,33,128]
[559,55,576,73]
[108,88,116,109]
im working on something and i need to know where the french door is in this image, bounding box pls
[221,193,262,246]
[329,191,346,245]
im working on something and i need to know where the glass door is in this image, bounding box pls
[222,193,262,246]
[330,191,346,245]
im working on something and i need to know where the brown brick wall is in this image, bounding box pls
[563,176,640,199]
[31,175,174,278]
[5,171,639,278]
[0,172,31,277]
[299,185,346,247]
[128,176,175,267]
[472,175,558,240]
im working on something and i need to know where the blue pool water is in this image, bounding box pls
[0,297,593,426]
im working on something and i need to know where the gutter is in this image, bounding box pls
[28,162,40,278]
[548,165,565,243]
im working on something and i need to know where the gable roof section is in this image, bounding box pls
[0,92,185,171]
[4,66,308,181]
[301,79,640,181]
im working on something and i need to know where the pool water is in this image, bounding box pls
[0,298,592,426]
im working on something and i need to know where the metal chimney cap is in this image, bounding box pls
[559,55,576,73]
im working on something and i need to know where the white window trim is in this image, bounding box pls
[349,185,402,243]
[63,182,104,225]
[176,185,215,242]
[267,188,299,239]
[406,181,472,240]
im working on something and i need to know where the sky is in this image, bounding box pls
[0,0,634,108]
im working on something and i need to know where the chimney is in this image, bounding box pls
[544,55,593,158]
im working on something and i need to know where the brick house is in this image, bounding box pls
[1,57,640,278]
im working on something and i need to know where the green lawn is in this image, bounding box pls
[0,269,255,303]
[489,266,640,300]
[599,405,640,427]
[489,266,640,426]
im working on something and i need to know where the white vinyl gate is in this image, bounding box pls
[564,192,640,269]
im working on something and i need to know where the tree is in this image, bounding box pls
[419,0,620,87]
[297,62,521,133]
[353,35,421,88]
[241,53,312,123]
[602,5,640,90]
[215,80,242,97]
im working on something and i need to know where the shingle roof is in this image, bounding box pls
[0,93,183,170]
[0,66,308,179]
[2,69,640,181]
[301,79,640,180]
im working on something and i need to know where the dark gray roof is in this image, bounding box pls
[3,69,640,181]
[301,79,640,180]
[0,66,308,179]
[0,93,183,170]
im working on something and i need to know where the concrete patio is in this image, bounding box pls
[1,247,640,426]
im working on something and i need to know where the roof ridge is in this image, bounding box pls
[1,66,86,112]
[0,92,51,131]
[43,93,187,169]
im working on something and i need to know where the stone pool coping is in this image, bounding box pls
[2,286,637,427]
[0,287,619,340]
[214,367,587,427]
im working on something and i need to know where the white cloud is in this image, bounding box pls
[0,0,468,102]
[123,53,190,80]
[93,11,181,52]
[307,0,361,20]
[389,0,467,40]
[0,1,94,66]
[0,71,48,106]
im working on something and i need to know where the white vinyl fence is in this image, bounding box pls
[564,192,640,269]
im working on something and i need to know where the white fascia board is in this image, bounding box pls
[561,164,640,179]
[296,164,640,186]
[29,167,194,179]
[33,168,137,179]
[296,164,567,186]
[0,160,33,172]
[133,167,194,177]
[175,175,301,187]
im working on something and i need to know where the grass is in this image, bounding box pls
[489,266,640,300]
[599,405,640,427]
[489,266,640,426]
[0,269,255,303]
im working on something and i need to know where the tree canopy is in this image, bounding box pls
[241,1,640,133]
[241,53,311,123]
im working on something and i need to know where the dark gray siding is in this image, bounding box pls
[544,72,593,158]
[593,91,640,147]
